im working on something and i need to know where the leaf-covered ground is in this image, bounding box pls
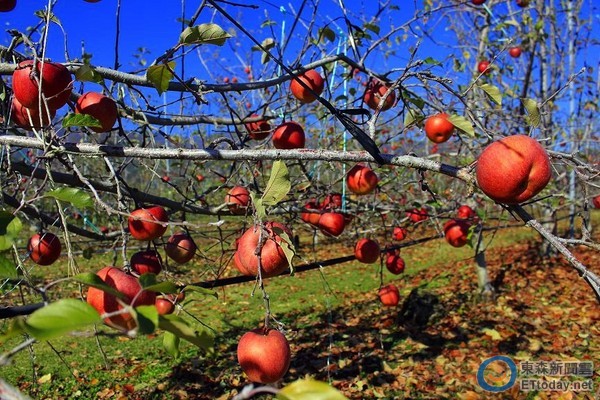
[145,239,600,399]
[3,229,600,400]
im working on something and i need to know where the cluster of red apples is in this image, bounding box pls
[9,59,117,132]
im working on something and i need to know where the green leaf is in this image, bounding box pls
[182,285,218,299]
[72,273,126,300]
[74,65,104,83]
[250,191,266,220]
[0,254,17,279]
[163,331,181,358]
[479,83,502,106]
[261,160,291,206]
[423,57,442,66]
[447,114,475,137]
[24,299,101,340]
[364,23,380,35]
[522,98,540,127]
[179,23,231,46]
[158,314,214,351]
[0,212,22,251]
[139,274,178,294]
[146,62,175,95]
[34,9,62,27]
[261,20,276,28]
[318,27,336,43]
[252,38,276,64]
[278,379,349,400]
[62,113,102,129]
[45,188,94,209]
[134,305,158,334]
[274,229,295,275]
[403,109,422,128]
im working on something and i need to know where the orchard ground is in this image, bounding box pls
[2,214,599,399]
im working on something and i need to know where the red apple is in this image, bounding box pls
[317,212,346,237]
[477,60,491,74]
[354,238,380,264]
[86,266,156,331]
[457,205,477,220]
[364,80,396,111]
[346,164,378,195]
[300,200,321,226]
[128,206,169,241]
[385,251,405,275]
[321,193,343,210]
[234,222,292,277]
[75,92,118,133]
[0,0,16,11]
[245,114,272,140]
[407,207,428,223]
[237,328,291,383]
[516,0,529,7]
[443,219,471,248]
[592,195,600,209]
[130,250,162,275]
[12,60,72,110]
[272,121,305,149]
[379,284,400,306]
[508,46,522,58]
[472,0,486,4]
[424,113,454,144]
[290,69,324,103]
[27,232,61,266]
[475,135,551,204]
[392,227,408,241]
[165,232,197,264]
[225,186,250,214]
[11,97,55,129]
[155,297,175,315]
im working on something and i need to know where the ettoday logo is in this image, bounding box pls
[477,356,518,392]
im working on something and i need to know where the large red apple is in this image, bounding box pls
[86,266,156,331]
[75,91,118,133]
[128,206,168,241]
[354,238,380,264]
[424,113,454,144]
[225,186,250,215]
[290,69,324,103]
[165,232,197,264]
[317,212,346,237]
[593,195,600,209]
[364,80,396,111]
[443,219,471,248]
[457,205,476,220]
[130,250,162,275]
[245,114,272,140]
[0,0,16,12]
[11,97,55,129]
[234,222,292,277]
[475,135,551,204]
[385,251,405,275]
[237,328,291,383]
[392,227,408,241]
[12,60,72,110]
[272,121,305,149]
[379,284,400,306]
[27,232,61,266]
[346,164,378,195]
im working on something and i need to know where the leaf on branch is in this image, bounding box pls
[479,83,502,106]
[522,98,540,127]
[74,65,104,83]
[277,379,349,400]
[62,113,103,129]
[251,38,276,64]
[0,254,17,279]
[0,211,22,251]
[179,23,231,46]
[403,108,423,128]
[138,273,178,294]
[423,57,442,66]
[250,191,266,220]
[133,305,159,335]
[72,273,126,300]
[262,160,291,206]
[447,114,475,137]
[274,229,295,276]
[158,314,214,351]
[23,299,101,340]
[318,27,336,43]
[45,188,94,209]
[163,331,181,358]
[146,62,175,95]
[34,9,62,27]
[364,23,380,35]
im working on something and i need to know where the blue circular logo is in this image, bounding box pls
[477,355,518,392]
